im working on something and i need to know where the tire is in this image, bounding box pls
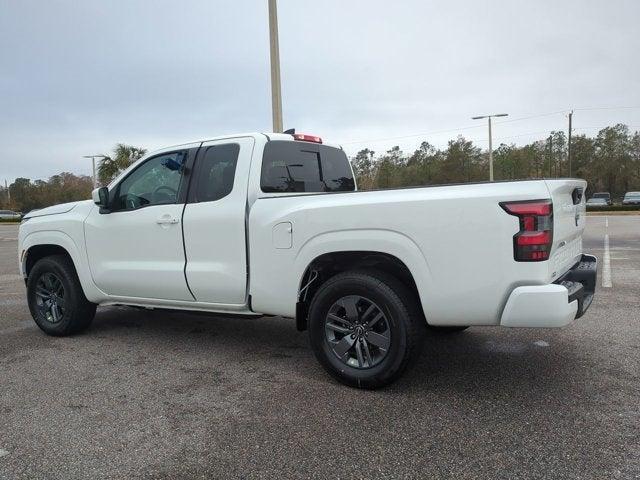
[27,255,96,336]
[427,325,469,333]
[308,269,424,389]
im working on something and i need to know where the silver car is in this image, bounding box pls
[0,210,22,220]
[586,198,608,209]
[622,192,640,205]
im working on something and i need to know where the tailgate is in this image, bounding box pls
[545,179,587,280]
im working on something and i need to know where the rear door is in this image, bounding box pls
[182,137,255,305]
[545,179,587,279]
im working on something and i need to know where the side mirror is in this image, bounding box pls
[92,187,110,213]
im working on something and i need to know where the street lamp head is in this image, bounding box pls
[472,113,509,120]
[470,113,509,182]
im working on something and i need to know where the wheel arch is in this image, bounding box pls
[24,244,72,278]
[248,229,432,321]
[21,231,105,303]
[295,244,431,331]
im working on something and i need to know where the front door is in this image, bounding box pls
[84,149,194,301]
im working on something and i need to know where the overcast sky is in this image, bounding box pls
[1,0,639,183]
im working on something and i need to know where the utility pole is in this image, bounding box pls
[567,110,573,177]
[471,113,509,181]
[488,116,493,181]
[4,179,9,203]
[268,0,283,133]
[548,135,553,177]
[83,155,106,188]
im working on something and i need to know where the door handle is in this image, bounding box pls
[156,216,179,225]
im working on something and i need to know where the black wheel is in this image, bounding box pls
[308,270,423,389]
[27,255,96,336]
[427,325,469,333]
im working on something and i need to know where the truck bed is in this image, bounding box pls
[248,178,587,325]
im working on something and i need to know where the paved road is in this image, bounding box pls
[0,219,638,479]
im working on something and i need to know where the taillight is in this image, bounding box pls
[292,133,323,144]
[500,200,553,261]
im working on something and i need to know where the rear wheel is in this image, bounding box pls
[27,255,96,336]
[308,270,423,389]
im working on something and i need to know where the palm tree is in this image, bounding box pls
[97,144,147,185]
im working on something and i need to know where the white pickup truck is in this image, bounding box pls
[18,132,596,388]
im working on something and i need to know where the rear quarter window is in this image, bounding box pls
[192,143,240,202]
[261,141,355,193]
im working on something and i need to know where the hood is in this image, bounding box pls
[23,200,91,219]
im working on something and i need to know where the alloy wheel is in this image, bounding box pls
[35,272,66,323]
[324,295,391,369]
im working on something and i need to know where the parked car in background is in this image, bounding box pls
[622,192,640,205]
[586,198,609,209]
[0,210,22,220]
[591,192,612,205]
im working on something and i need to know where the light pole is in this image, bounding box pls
[83,155,106,188]
[471,113,508,181]
[268,0,283,133]
[567,110,573,177]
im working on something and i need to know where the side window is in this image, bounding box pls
[261,141,355,193]
[192,144,239,202]
[113,151,187,211]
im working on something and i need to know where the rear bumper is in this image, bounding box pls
[500,254,597,327]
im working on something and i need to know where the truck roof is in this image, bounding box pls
[147,132,342,158]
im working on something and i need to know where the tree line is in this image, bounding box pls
[0,144,146,213]
[1,173,94,214]
[1,124,638,213]
[352,124,639,197]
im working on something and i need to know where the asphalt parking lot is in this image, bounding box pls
[0,217,638,479]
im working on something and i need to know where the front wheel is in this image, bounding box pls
[27,255,96,336]
[308,270,423,389]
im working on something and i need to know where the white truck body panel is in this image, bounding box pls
[545,179,587,278]
[500,284,579,327]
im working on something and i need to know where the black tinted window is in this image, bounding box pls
[320,147,356,192]
[261,141,355,193]
[193,144,239,202]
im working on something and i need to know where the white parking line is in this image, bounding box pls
[603,234,612,288]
